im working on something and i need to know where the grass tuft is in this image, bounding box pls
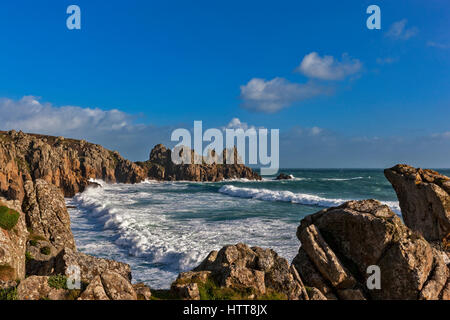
[40,246,51,255]
[48,275,68,290]
[0,206,20,231]
[0,286,17,300]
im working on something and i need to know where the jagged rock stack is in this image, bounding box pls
[138,144,261,182]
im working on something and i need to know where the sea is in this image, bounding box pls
[66,168,450,289]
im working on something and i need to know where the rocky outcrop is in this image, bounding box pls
[78,271,139,300]
[23,179,76,251]
[0,198,28,281]
[275,173,293,180]
[0,130,146,199]
[172,243,309,300]
[139,144,261,182]
[384,164,450,243]
[292,199,449,300]
[54,248,132,283]
[133,282,152,300]
[17,276,69,300]
[0,131,261,202]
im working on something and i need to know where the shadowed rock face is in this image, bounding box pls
[172,243,309,300]
[384,164,450,243]
[292,200,449,300]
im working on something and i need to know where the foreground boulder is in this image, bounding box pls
[54,248,132,283]
[17,276,71,300]
[293,200,449,300]
[78,271,138,300]
[172,243,309,300]
[384,164,450,243]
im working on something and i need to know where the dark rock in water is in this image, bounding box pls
[87,181,102,189]
[292,199,449,300]
[139,144,261,182]
[172,243,309,300]
[276,173,293,180]
[384,164,450,243]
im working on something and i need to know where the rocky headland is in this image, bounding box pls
[0,130,448,300]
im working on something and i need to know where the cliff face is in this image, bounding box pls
[0,131,261,202]
[0,130,146,200]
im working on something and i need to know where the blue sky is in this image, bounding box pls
[0,0,449,167]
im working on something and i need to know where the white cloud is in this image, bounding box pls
[296,52,362,80]
[225,118,256,131]
[386,19,418,40]
[240,77,328,113]
[0,96,173,161]
[0,96,131,134]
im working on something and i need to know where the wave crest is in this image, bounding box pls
[218,185,400,213]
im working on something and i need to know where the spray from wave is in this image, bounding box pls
[218,185,401,214]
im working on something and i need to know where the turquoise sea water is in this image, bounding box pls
[66,168,450,289]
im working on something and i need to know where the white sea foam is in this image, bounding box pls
[68,182,299,289]
[218,185,401,213]
[67,177,401,289]
[219,185,346,207]
[320,176,365,181]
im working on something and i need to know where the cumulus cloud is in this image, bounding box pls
[240,77,328,113]
[224,118,256,131]
[386,19,418,40]
[296,52,362,80]
[0,96,173,161]
[0,96,131,134]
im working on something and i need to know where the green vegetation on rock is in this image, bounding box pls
[0,206,20,231]
[48,275,68,290]
[40,246,51,255]
[29,239,38,247]
[25,251,34,262]
[151,289,178,300]
[0,286,17,300]
[197,279,256,300]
